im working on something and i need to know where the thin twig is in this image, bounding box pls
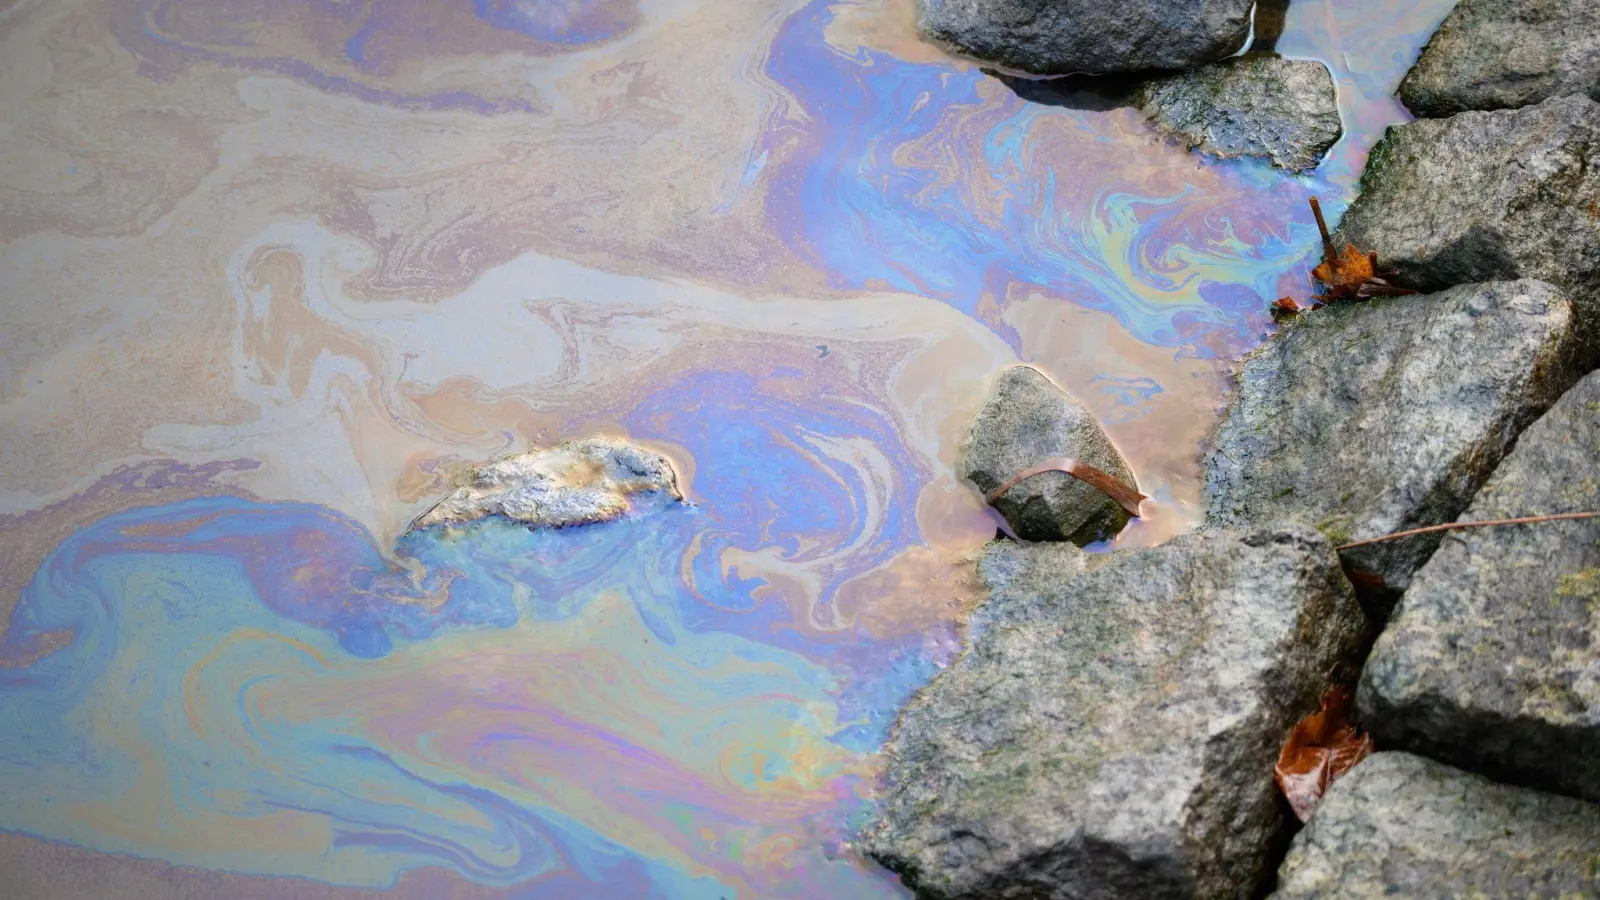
[1336,512,1600,551]
[987,457,1147,518]
[1309,196,1336,268]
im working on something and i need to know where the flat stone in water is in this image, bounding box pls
[1139,56,1342,172]
[1274,753,1600,899]
[959,366,1134,545]
[1358,370,1600,804]
[1400,0,1600,117]
[1204,280,1585,616]
[862,528,1366,900]
[409,438,681,532]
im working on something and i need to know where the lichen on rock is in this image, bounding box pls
[1399,0,1600,117]
[409,438,682,532]
[1358,370,1600,804]
[1274,753,1600,899]
[1337,93,1600,352]
[1138,56,1342,171]
[1205,280,1585,615]
[862,528,1366,900]
[915,0,1255,76]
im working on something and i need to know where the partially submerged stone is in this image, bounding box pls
[410,438,681,531]
[1338,94,1600,348]
[1274,753,1600,899]
[1139,56,1342,171]
[1358,370,1600,804]
[1400,0,1600,117]
[862,528,1366,900]
[959,366,1135,545]
[916,0,1254,76]
[1205,280,1583,614]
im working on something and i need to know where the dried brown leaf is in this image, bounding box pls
[1274,686,1373,823]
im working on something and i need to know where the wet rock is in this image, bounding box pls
[409,438,681,531]
[1399,0,1600,118]
[1357,370,1600,804]
[1205,281,1584,615]
[1138,56,1342,171]
[916,0,1254,76]
[862,528,1366,900]
[959,365,1135,545]
[1337,94,1600,347]
[1273,753,1600,899]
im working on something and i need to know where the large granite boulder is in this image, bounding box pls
[1139,56,1342,171]
[1338,94,1600,348]
[960,365,1136,544]
[862,528,1367,900]
[1358,370,1600,804]
[1273,753,1600,898]
[1205,281,1584,616]
[1400,0,1600,118]
[409,438,681,531]
[916,0,1255,76]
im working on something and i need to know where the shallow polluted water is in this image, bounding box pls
[0,0,1452,897]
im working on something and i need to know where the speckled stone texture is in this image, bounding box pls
[1138,56,1341,171]
[1337,94,1600,349]
[959,366,1135,544]
[1273,753,1600,899]
[1204,280,1584,616]
[409,437,681,531]
[915,0,1254,76]
[1358,370,1600,804]
[1400,0,1600,118]
[862,528,1366,900]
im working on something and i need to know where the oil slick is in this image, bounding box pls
[0,0,1457,896]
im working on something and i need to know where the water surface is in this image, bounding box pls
[0,0,1452,896]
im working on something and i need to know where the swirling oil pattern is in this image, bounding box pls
[0,0,1454,897]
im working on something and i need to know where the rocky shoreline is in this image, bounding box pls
[865,1,1600,897]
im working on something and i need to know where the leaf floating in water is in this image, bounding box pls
[986,457,1147,518]
[1275,686,1373,823]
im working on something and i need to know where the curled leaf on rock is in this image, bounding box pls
[1275,686,1373,823]
[986,457,1147,517]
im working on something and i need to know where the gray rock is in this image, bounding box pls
[1139,56,1342,171]
[862,528,1367,900]
[1338,94,1600,348]
[1205,280,1584,616]
[1358,370,1600,804]
[1399,0,1600,118]
[409,438,681,531]
[916,0,1254,76]
[1273,752,1600,899]
[959,366,1136,544]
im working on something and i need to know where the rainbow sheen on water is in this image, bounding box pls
[0,0,1454,896]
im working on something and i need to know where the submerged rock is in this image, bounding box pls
[959,366,1135,545]
[1400,0,1600,117]
[1274,753,1600,899]
[1138,56,1342,171]
[916,0,1254,76]
[1205,281,1584,615]
[862,528,1366,900]
[410,438,681,531]
[1358,370,1600,804]
[1338,94,1600,347]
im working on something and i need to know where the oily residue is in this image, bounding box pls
[0,0,1453,896]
